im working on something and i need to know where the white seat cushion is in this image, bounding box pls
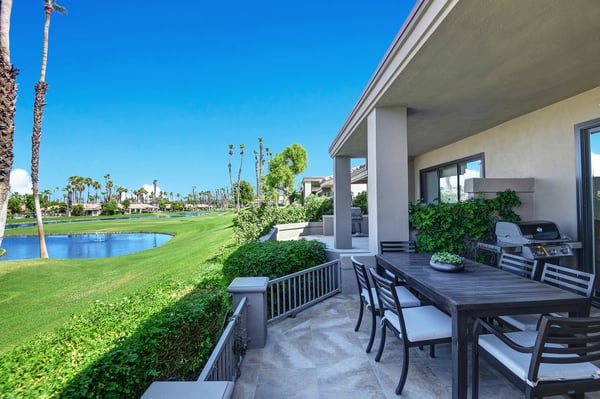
[361,288,379,310]
[383,306,452,342]
[363,287,420,310]
[498,314,541,331]
[479,331,600,386]
[395,286,421,308]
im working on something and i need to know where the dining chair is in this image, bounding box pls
[497,262,595,331]
[379,240,416,254]
[369,267,451,395]
[351,257,420,353]
[472,315,600,399]
[497,253,538,279]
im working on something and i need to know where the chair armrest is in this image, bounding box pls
[473,317,534,354]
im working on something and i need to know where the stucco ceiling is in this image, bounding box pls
[332,0,600,158]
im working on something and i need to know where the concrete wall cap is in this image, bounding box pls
[227,277,269,293]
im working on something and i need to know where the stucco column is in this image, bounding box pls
[367,107,410,254]
[303,181,312,200]
[333,156,352,249]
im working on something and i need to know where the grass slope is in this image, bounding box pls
[0,212,234,352]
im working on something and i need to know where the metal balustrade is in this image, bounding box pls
[267,260,341,323]
[145,260,341,398]
[198,297,248,382]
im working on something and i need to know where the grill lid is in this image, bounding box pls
[515,220,560,240]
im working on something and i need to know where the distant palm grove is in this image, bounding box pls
[7,139,310,219]
[8,173,231,218]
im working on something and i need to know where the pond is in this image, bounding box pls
[0,233,173,261]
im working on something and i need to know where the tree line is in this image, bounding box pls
[228,138,308,209]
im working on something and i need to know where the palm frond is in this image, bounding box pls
[44,0,68,15]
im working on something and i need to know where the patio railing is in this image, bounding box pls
[267,260,341,323]
[197,297,248,382]
[144,260,341,398]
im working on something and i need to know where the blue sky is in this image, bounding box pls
[8,1,415,198]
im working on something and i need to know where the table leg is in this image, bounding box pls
[452,311,468,399]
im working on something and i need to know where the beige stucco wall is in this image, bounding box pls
[412,86,600,239]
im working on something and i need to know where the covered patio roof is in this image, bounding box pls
[329,0,600,159]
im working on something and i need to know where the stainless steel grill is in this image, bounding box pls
[495,220,578,259]
[477,220,582,268]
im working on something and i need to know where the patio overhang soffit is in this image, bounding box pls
[329,0,600,159]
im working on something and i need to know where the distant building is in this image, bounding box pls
[300,164,367,200]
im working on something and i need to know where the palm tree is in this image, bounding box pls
[30,0,67,258]
[93,181,101,203]
[236,144,245,211]
[227,144,234,208]
[258,137,264,200]
[0,0,18,250]
[116,186,127,203]
[63,184,73,216]
[254,149,259,199]
[103,174,113,202]
[153,179,157,205]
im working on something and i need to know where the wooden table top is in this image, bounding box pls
[376,252,589,315]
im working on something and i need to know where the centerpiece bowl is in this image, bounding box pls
[429,252,464,273]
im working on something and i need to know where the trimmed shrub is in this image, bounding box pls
[232,202,307,244]
[0,270,230,398]
[222,239,328,281]
[304,194,333,221]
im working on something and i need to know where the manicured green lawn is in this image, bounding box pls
[0,212,235,353]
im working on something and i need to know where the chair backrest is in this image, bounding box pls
[540,263,595,298]
[380,241,416,254]
[369,267,408,336]
[498,253,538,279]
[529,316,600,382]
[351,256,373,300]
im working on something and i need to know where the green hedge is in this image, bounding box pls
[232,202,307,244]
[0,270,230,398]
[222,239,328,281]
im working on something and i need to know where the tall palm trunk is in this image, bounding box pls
[236,144,245,210]
[258,137,264,200]
[254,150,259,200]
[31,5,54,258]
[227,144,233,209]
[32,81,48,257]
[0,0,17,250]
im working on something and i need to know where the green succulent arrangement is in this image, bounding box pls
[431,251,463,265]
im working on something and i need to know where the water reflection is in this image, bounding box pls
[1,233,172,261]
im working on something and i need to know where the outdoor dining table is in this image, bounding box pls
[375,252,591,399]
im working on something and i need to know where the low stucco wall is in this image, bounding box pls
[274,222,324,241]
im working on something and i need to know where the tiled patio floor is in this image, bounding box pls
[231,293,600,399]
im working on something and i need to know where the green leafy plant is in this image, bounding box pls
[409,190,521,259]
[431,251,462,265]
[352,191,368,214]
[304,194,333,221]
